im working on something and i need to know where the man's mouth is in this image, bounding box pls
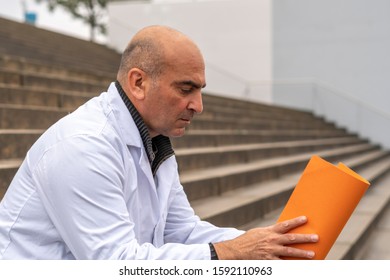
[180,118,191,124]
[180,112,194,125]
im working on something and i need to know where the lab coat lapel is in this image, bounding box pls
[139,148,166,247]
[138,147,159,202]
[155,158,177,214]
[108,82,159,198]
[152,157,177,246]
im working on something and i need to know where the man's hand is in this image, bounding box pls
[213,216,319,260]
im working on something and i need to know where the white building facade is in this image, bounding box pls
[107,0,390,149]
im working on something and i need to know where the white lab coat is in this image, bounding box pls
[0,83,243,259]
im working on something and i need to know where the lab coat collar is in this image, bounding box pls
[115,80,156,164]
[106,82,143,149]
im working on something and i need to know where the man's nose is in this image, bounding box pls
[188,90,203,114]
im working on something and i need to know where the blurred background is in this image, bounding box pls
[1,0,389,259]
[2,0,387,149]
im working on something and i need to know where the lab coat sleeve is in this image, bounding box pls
[163,167,245,245]
[33,134,214,259]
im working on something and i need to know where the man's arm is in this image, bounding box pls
[34,135,214,259]
[162,169,318,260]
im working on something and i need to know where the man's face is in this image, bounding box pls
[142,53,206,138]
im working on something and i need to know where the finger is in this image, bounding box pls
[278,245,316,259]
[274,216,308,233]
[282,233,319,245]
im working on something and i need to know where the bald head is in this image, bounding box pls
[115,26,206,138]
[117,25,203,84]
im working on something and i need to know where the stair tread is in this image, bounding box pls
[0,54,116,80]
[235,158,390,260]
[175,137,362,155]
[180,143,378,182]
[0,83,98,97]
[0,158,23,168]
[0,102,72,112]
[0,67,108,87]
[191,153,390,221]
[0,128,44,134]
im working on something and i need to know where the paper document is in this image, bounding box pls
[277,155,370,260]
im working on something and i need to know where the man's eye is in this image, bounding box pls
[181,87,193,93]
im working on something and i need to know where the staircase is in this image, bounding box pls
[1,17,390,260]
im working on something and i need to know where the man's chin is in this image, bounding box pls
[168,128,187,138]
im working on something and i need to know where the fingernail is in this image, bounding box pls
[300,216,307,222]
[307,251,315,258]
[311,234,319,242]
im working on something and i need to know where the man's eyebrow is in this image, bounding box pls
[174,80,207,89]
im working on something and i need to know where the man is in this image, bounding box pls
[0,26,318,259]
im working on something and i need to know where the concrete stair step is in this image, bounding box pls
[0,45,117,76]
[356,192,390,260]
[189,116,341,131]
[202,94,315,118]
[237,157,390,260]
[0,55,115,84]
[0,18,121,73]
[0,101,346,131]
[200,96,342,127]
[189,149,390,227]
[191,171,300,228]
[0,71,319,125]
[0,68,21,85]
[0,84,93,108]
[340,147,390,173]
[0,158,23,199]
[195,111,336,128]
[0,129,43,159]
[181,144,383,202]
[0,68,107,93]
[1,137,375,203]
[0,42,119,74]
[0,104,68,129]
[1,135,371,195]
[175,137,366,172]
[172,129,356,148]
[0,79,336,133]
[191,151,390,231]
[0,84,318,123]
[201,101,332,124]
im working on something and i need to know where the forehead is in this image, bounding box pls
[156,33,206,85]
[166,53,205,84]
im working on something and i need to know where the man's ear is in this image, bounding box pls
[127,68,146,100]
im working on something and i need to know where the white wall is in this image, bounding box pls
[272,0,390,148]
[273,79,390,149]
[272,0,390,115]
[107,0,390,149]
[108,0,273,102]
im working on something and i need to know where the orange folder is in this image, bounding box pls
[277,155,370,260]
